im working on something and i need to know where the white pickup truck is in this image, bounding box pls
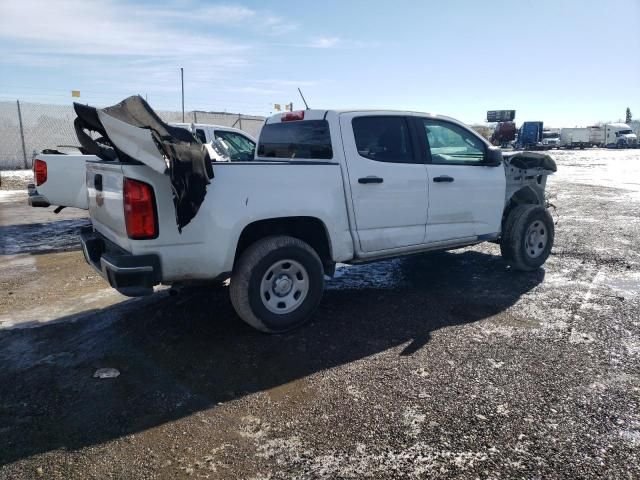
[29,97,557,333]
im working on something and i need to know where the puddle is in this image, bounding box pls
[0,218,90,254]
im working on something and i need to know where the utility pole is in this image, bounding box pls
[16,100,28,168]
[180,67,185,122]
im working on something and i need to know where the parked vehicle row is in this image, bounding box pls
[557,124,638,149]
[511,122,637,150]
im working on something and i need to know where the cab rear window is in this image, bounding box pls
[257,120,332,160]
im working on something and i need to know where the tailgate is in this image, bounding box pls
[86,161,131,251]
[30,154,91,209]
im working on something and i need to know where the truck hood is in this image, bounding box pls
[73,96,213,231]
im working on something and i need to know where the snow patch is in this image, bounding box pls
[0,190,25,203]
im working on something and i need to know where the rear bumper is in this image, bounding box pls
[27,183,50,208]
[80,227,162,297]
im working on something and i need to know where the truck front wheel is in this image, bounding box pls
[500,205,554,271]
[230,235,325,333]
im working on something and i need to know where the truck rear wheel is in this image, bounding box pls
[500,205,554,271]
[230,235,324,333]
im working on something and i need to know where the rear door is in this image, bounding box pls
[339,113,428,252]
[413,118,505,243]
[30,154,90,209]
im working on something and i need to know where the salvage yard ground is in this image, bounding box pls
[0,149,639,479]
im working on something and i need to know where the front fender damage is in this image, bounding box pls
[503,151,557,206]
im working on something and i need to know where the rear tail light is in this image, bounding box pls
[123,178,157,239]
[281,110,305,122]
[34,159,47,185]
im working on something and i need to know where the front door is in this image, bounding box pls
[414,118,505,243]
[340,113,429,253]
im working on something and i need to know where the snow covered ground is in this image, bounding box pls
[0,169,33,191]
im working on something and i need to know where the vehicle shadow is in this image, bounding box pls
[0,248,544,465]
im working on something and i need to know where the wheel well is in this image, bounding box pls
[502,186,542,232]
[235,217,334,274]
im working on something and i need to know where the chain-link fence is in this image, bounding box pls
[0,100,265,170]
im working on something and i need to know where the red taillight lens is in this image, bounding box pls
[281,110,305,122]
[34,159,47,185]
[123,178,157,239]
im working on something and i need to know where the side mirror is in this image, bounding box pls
[484,146,503,166]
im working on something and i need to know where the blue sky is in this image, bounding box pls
[1,0,638,126]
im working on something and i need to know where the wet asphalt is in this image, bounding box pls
[0,149,639,479]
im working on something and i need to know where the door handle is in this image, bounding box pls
[358,176,384,184]
[94,174,103,191]
[433,175,454,183]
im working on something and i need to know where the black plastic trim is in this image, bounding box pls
[215,161,339,166]
[80,227,161,297]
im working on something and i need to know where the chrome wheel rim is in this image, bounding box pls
[260,259,309,314]
[524,220,548,259]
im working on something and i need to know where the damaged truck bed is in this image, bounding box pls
[74,95,213,230]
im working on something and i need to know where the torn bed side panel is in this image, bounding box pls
[503,151,557,206]
[73,95,214,231]
[97,112,168,174]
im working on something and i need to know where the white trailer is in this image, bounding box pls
[560,128,590,149]
[588,125,605,147]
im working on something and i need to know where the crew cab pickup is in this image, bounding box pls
[30,98,557,333]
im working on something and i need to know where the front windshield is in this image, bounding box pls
[617,129,633,135]
[543,132,559,139]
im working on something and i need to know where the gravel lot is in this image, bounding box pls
[0,149,639,479]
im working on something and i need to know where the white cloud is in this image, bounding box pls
[0,1,345,112]
[0,0,251,57]
[308,36,341,49]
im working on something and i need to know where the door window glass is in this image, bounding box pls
[352,116,414,163]
[422,119,485,164]
[215,131,256,161]
[195,129,207,143]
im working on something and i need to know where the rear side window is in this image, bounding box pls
[352,116,414,163]
[257,120,333,160]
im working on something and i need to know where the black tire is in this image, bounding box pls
[500,204,554,271]
[230,235,324,333]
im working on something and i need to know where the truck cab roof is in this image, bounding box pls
[264,109,464,126]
